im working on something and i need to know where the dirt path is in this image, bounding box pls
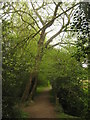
[22,87,57,118]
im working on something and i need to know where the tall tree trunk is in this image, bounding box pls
[21,73,33,102]
[21,29,46,102]
[21,72,38,102]
[28,74,38,100]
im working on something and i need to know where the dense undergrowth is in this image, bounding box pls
[51,78,88,119]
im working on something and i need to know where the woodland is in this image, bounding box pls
[1,0,90,119]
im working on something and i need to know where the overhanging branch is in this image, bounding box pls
[31,2,79,39]
[50,42,76,48]
[45,25,64,48]
[31,2,45,25]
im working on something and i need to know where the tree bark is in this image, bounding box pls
[21,73,33,102]
[28,74,38,100]
[21,71,38,102]
[21,30,45,102]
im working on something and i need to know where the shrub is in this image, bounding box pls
[51,77,88,117]
[57,86,85,116]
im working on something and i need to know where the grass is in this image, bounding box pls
[36,86,46,93]
[56,113,81,119]
[20,110,29,118]
[36,85,51,95]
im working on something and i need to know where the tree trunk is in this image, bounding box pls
[21,73,33,102]
[21,50,43,102]
[21,30,46,102]
[28,74,38,100]
[21,71,38,102]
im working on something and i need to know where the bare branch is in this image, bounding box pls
[50,42,76,48]
[31,2,45,25]
[45,10,72,48]
[3,2,79,41]
[4,2,40,29]
[54,2,62,17]
[44,3,76,48]
[7,3,37,32]
[41,2,79,31]
[43,2,62,29]
[45,25,64,48]
[30,3,79,41]
[45,29,54,35]
[56,3,79,19]
[35,1,45,11]
[3,2,79,50]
